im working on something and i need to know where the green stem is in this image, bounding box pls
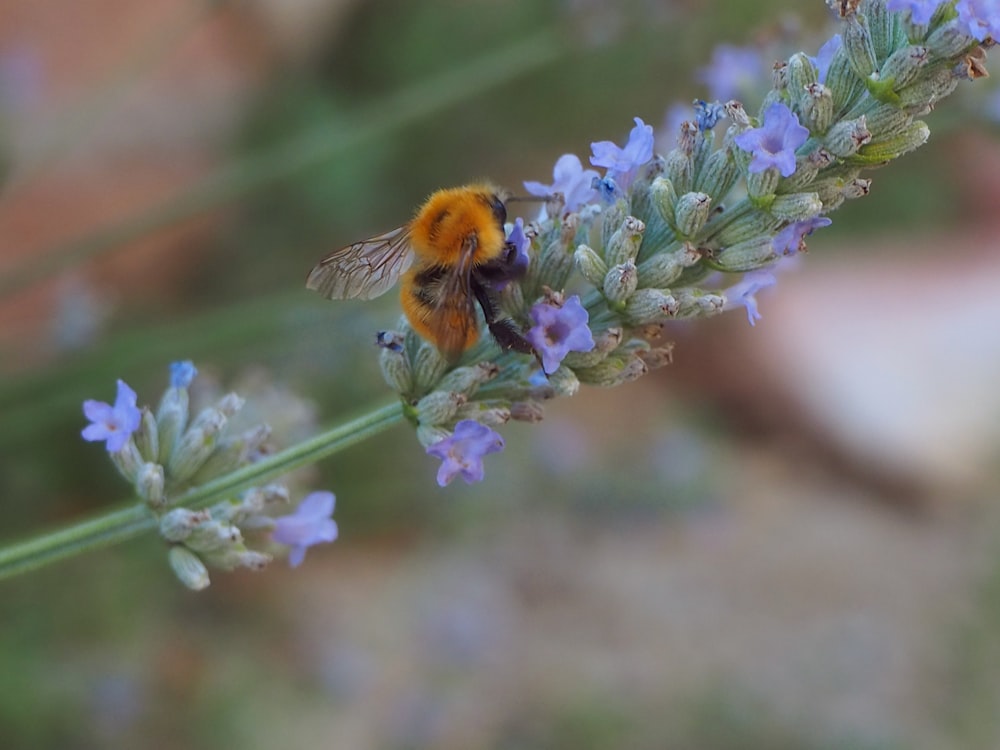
[0,399,404,581]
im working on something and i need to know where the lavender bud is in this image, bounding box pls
[160,508,211,542]
[133,408,159,464]
[674,289,726,318]
[849,121,929,163]
[109,440,143,484]
[510,401,545,423]
[603,262,639,307]
[926,21,976,59]
[714,235,776,272]
[156,386,189,464]
[563,327,623,369]
[746,167,781,201]
[415,391,466,426]
[896,68,959,111]
[167,410,226,483]
[650,177,678,228]
[693,146,740,202]
[546,366,580,397]
[436,362,500,397]
[605,216,645,267]
[801,83,834,133]
[625,288,680,326]
[454,403,510,427]
[637,242,699,288]
[575,244,609,287]
[878,45,929,90]
[788,52,820,92]
[824,116,872,157]
[416,424,451,448]
[136,462,165,508]
[770,192,824,222]
[709,206,782,246]
[185,519,243,555]
[207,548,271,572]
[862,103,913,136]
[377,330,413,394]
[575,352,648,388]
[412,340,449,391]
[673,192,712,238]
[843,14,878,79]
[168,546,211,591]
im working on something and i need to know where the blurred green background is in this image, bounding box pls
[2,0,1000,747]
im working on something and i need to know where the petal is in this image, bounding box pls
[83,399,113,422]
[114,380,138,410]
[82,422,111,442]
[296,491,335,520]
[287,545,306,568]
[105,430,129,453]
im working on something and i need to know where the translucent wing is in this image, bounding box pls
[306,226,414,300]
[425,235,480,359]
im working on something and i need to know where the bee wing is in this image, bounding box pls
[306,226,415,300]
[425,235,480,359]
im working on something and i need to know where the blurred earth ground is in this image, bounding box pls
[1,0,1000,748]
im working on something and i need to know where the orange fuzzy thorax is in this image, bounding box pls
[407,184,507,267]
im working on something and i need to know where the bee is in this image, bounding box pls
[306,183,536,361]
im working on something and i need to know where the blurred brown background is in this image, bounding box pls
[1,0,1000,748]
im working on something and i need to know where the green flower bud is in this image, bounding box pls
[850,121,929,164]
[510,401,545,423]
[167,410,226,483]
[603,262,639,308]
[637,242,699,288]
[770,192,824,222]
[168,546,210,591]
[136,462,165,508]
[454,402,510,427]
[926,22,976,59]
[436,362,500,397]
[747,167,781,202]
[843,14,878,79]
[605,215,645,267]
[824,116,872,157]
[673,192,712,239]
[378,331,413,395]
[575,352,648,388]
[546,366,580,397]
[133,407,159,464]
[624,288,680,326]
[712,235,776,272]
[160,508,211,542]
[674,289,726,318]
[575,244,609,287]
[693,146,740,202]
[801,83,834,134]
[415,391,466,426]
[651,177,678,229]
[862,103,912,137]
[788,52,819,92]
[207,548,271,572]
[416,424,451,448]
[896,67,958,112]
[879,45,929,90]
[110,441,143,484]
[563,327,623,369]
[412,340,449,391]
[156,386,189,464]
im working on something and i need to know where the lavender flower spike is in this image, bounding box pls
[272,491,339,568]
[82,379,142,452]
[733,102,809,178]
[427,420,505,487]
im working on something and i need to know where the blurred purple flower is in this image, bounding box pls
[523,153,599,213]
[733,102,809,177]
[590,116,655,189]
[526,295,596,374]
[956,0,1000,41]
[811,34,842,84]
[886,0,940,25]
[773,216,832,255]
[169,360,198,388]
[82,380,142,452]
[272,491,338,567]
[724,271,777,326]
[696,44,765,101]
[502,218,530,284]
[427,420,505,487]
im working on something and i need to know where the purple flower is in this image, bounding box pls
[694,100,725,131]
[590,117,655,190]
[523,154,599,213]
[169,360,198,388]
[723,271,777,326]
[733,102,809,178]
[526,295,596,374]
[886,0,941,25]
[956,0,1000,42]
[696,44,765,101]
[772,216,832,255]
[504,218,530,280]
[82,380,142,453]
[426,420,505,487]
[810,34,842,85]
[272,491,338,567]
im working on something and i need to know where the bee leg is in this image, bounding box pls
[471,278,535,355]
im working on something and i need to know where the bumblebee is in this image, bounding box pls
[307,184,535,360]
